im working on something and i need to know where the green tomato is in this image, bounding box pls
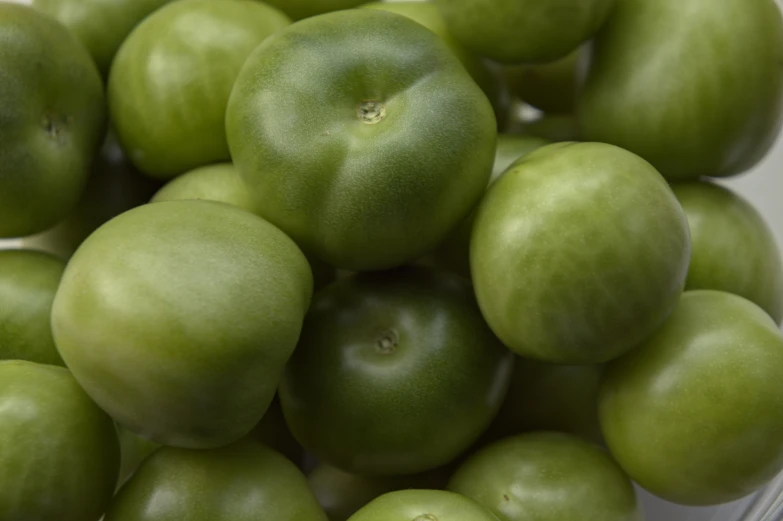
[449,432,638,521]
[0,250,65,365]
[432,135,549,278]
[434,0,614,64]
[226,9,497,271]
[672,181,783,323]
[347,490,500,521]
[504,47,583,114]
[109,0,291,179]
[309,463,450,521]
[151,163,336,291]
[249,395,303,466]
[361,1,501,118]
[0,3,105,238]
[485,359,604,443]
[105,441,327,521]
[471,142,690,364]
[51,200,313,449]
[280,266,513,476]
[117,425,160,487]
[264,0,365,20]
[22,133,161,260]
[0,361,120,521]
[600,290,783,506]
[578,0,783,181]
[30,0,171,76]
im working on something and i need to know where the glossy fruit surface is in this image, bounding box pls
[0,250,65,365]
[600,290,783,505]
[109,0,290,179]
[151,163,257,213]
[449,432,638,521]
[347,490,500,521]
[30,0,171,75]
[51,200,313,448]
[226,9,496,270]
[578,0,783,181]
[264,0,365,20]
[106,441,327,521]
[0,3,105,238]
[0,360,120,521]
[471,142,690,363]
[280,266,513,475]
[434,0,614,63]
[673,181,783,323]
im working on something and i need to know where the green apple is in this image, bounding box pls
[106,441,327,521]
[600,290,783,505]
[226,9,497,270]
[109,0,291,179]
[0,360,120,521]
[347,490,500,521]
[435,0,614,63]
[672,181,783,323]
[578,0,783,181]
[471,142,690,364]
[0,3,105,238]
[30,0,171,75]
[449,432,638,521]
[0,250,65,365]
[51,200,313,449]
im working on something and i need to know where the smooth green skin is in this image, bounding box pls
[0,3,105,238]
[672,181,783,323]
[109,0,291,179]
[472,142,690,364]
[227,9,497,271]
[249,395,303,465]
[309,463,450,521]
[348,490,500,521]
[362,2,501,117]
[449,432,638,521]
[151,163,336,291]
[0,250,65,365]
[264,0,365,20]
[22,133,161,260]
[600,290,783,506]
[51,200,313,449]
[0,361,120,521]
[470,143,690,365]
[435,0,614,63]
[485,360,604,443]
[280,266,514,476]
[106,441,327,521]
[117,426,160,487]
[30,0,171,76]
[505,48,582,114]
[433,135,549,278]
[578,0,783,181]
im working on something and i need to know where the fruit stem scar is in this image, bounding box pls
[376,329,399,354]
[41,114,70,142]
[357,100,386,124]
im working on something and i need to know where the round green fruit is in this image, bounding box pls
[106,441,327,521]
[0,361,120,521]
[600,290,783,505]
[347,490,500,521]
[30,0,171,76]
[0,250,65,365]
[434,0,614,63]
[280,266,513,475]
[264,0,365,20]
[578,0,783,181]
[0,3,105,238]
[151,163,257,214]
[226,9,497,270]
[672,181,783,323]
[109,0,290,179]
[309,463,449,521]
[51,200,313,449]
[449,432,638,521]
[471,142,690,364]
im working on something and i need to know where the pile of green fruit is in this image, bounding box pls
[1,0,782,520]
